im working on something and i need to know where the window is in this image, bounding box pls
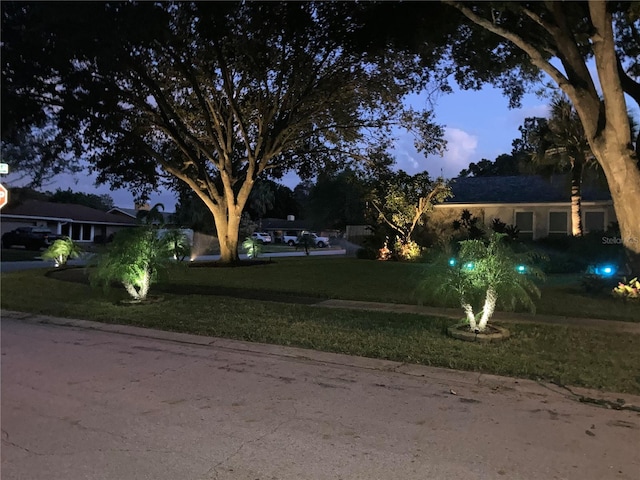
[584,211,605,233]
[549,211,568,237]
[515,212,533,240]
[72,224,82,241]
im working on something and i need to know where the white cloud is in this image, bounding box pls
[506,103,550,129]
[391,127,478,179]
[436,127,478,178]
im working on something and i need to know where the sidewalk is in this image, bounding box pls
[315,298,640,334]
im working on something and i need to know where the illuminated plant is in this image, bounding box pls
[162,228,191,261]
[612,277,640,301]
[89,227,175,301]
[242,237,263,259]
[41,237,82,267]
[422,233,544,332]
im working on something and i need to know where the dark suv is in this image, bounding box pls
[2,227,62,250]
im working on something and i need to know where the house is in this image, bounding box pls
[259,216,311,243]
[1,200,138,243]
[107,205,176,226]
[431,175,615,240]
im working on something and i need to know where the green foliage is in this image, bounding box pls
[452,209,485,241]
[491,218,520,241]
[371,170,451,245]
[242,237,263,259]
[136,203,167,226]
[89,227,176,301]
[458,154,524,177]
[393,239,422,262]
[532,232,625,274]
[421,233,545,319]
[41,237,83,266]
[305,169,368,230]
[162,229,191,262]
[50,188,114,211]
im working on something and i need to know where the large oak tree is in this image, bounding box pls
[1,2,444,262]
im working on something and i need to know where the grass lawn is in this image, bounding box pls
[2,262,639,395]
[181,257,639,321]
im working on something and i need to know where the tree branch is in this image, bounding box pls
[443,1,574,95]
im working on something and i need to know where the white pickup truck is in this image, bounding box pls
[282,231,330,248]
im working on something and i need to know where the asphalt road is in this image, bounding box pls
[2,317,639,480]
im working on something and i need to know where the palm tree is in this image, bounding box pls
[136,203,167,227]
[529,95,595,236]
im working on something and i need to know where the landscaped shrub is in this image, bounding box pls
[420,233,545,332]
[89,226,179,301]
[242,236,263,259]
[613,277,640,301]
[393,238,422,261]
[41,237,83,267]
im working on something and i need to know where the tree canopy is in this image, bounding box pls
[1,2,446,262]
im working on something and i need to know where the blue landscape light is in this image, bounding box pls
[516,264,527,274]
[592,264,617,278]
[448,258,457,267]
[463,261,474,271]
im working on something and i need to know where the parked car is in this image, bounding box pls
[251,232,272,244]
[2,227,63,250]
[297,231,330,248]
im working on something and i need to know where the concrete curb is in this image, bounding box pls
[4,309,639,411]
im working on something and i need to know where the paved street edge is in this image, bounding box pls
[3,309,639,411]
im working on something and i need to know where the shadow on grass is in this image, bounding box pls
[46,264,326,305]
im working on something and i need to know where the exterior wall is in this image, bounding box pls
[1,218,135,243]
[432,202,616,241]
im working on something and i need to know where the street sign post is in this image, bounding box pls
[0,183,8,209]
[0,163,8,174]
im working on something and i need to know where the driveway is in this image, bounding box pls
[2,317,639,480]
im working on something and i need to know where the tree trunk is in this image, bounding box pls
[586,0,640,276]
[570,160,584,237]
[477,287,497,332]
[209,190,251,264]
[591,145,640,276]
[212,209,241,264]
[461,300,477,331]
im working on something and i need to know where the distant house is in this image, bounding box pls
[431,175,615,240]
[107,205,176,226]
[1,200,138,243]
[259,216,311,243]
